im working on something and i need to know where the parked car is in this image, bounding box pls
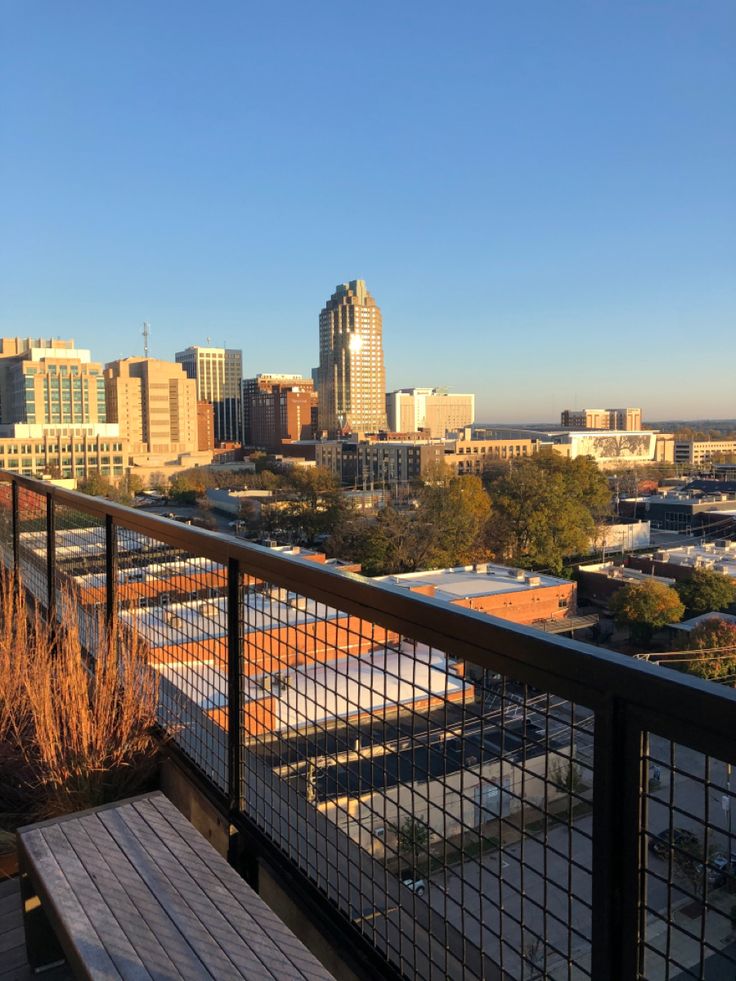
[649,827,699,860]
[400,869,427,898]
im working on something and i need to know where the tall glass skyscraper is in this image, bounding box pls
[175,346,242,444]
[317,280,386,437]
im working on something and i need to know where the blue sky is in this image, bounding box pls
[2,2,734,422]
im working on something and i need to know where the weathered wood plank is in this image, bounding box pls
[141,796,330,980]
[62,815,186,981]
[41,824,151,981]
[20,827,121,980]
[126,801,298,981]
[76,810,209,980]
[98,807,242,979]
[19,793,335,981]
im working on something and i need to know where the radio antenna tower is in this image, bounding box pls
[142,322,150,358]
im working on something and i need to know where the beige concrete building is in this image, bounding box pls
[104,358,199,457]
[675,439,736,466]
[561,407,642,431]
[317,280,386,437]
[386,388,475,437]
[0,426,128,480]
[446,436,539,474]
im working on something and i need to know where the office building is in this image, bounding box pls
[242,374,317,449]
[104,358,198,457]
[560,407,642,431]
[0,428,127,480]
[386,388,475,437]
[674,439,736,466]
[0,337,106,427]
[446,435,540,474]
[316,438,444,486]
[316,280,386,436]
[175,346,242,444]
[197,401,215,451]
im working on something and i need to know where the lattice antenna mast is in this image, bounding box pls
[142,322,150,358]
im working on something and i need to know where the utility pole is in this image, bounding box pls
[142,321,150,358]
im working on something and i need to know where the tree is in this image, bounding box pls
[278,467,347,545]
[610,580,685,645]
[332,475,493,575]
[485,456,611,573]
[417,474,491,568]
[680,618,736,681]
[393,816,430,872]
[676,570,736,617]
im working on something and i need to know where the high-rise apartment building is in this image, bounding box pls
[243,374,317,450]
[317,280,386,437]
[0,337,106,427]
[560,407,642,431]
[104,358,198,457]
[386,388,475,437]
[175,346,242,444]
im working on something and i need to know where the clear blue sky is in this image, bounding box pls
[2,2,734,422]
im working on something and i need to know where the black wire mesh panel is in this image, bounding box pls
[0,481,12,562]
[16,485,49,609]
[641,736,736,981]
[115,529,229,792]
[231,572,595,980]
[54,502,107,639]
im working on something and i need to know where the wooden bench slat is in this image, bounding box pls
[97,807,247,979]
[41,825,152,981]
[21,828,122,980]
[74,809,214,980]
[18,792,335,981]
[106,802,282,981]
[140,797,329,980]
[62,815,188,981]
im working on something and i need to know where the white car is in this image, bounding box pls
[400,870,427,897]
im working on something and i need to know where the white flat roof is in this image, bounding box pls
[377,564,569,600]
[652,541,736,577]
[20,527,147,561]
[73,555,221,590]
[123,593,346,648]
[156,645,469,732]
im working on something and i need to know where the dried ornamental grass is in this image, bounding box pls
[22,596,160,816]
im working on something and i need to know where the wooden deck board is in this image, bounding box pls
[0,878,71,981]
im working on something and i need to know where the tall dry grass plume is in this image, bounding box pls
[1,566,160,818]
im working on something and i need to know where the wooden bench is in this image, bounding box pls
[17,791,335,980]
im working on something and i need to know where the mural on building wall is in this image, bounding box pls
[571,433,656,462]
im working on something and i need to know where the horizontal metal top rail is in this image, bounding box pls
[4,471,736,759]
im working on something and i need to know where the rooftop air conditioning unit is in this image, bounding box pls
[474,563,488,573]
[525,575,541,586]
[199,602,221,620]
[288,595,308,610]
[270,587,289,603]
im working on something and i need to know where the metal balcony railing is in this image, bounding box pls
[1,471,735,981]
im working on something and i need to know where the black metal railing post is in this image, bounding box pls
[591,697,647,979]
[46,493,56,619]
[227,557,243,821]
[105,514,117,626]
[11,479,19,582]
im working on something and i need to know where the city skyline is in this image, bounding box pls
[2,3,734,421]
